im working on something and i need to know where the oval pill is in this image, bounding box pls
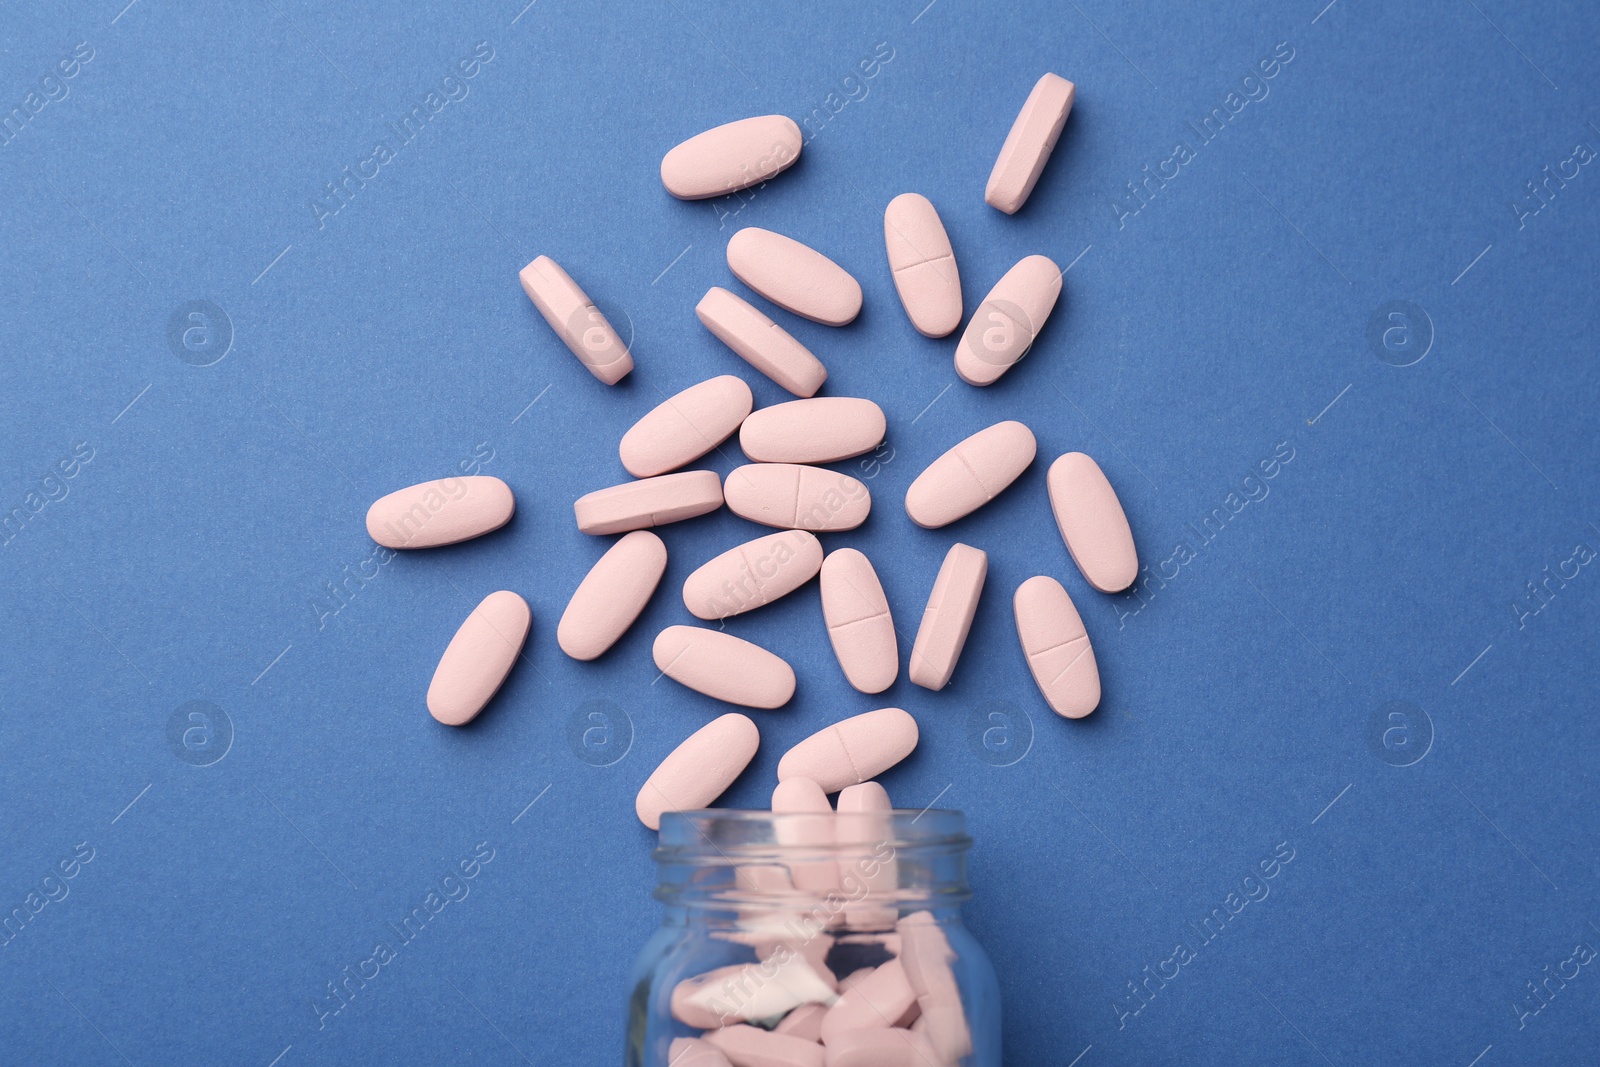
[682,530,823,621]
[819,549,898,694]
[739,397,886,464]
[1014,575,1100,718]
[636,712,760,830]
[820,959,917,1044]
[704,1025,824,1067]
[954,254,1062,386]
[1047,452,1138,593]
[727,227,863,327]
[884,193,962,338]
[836,782,897,930]
[366,476,514,549]
[986,72,1076,214]
[697,287,828,398]
[773,1003,827,1042]
[724,464,871,532]
[652,626,796,709]
[824,1029,940,1067]
[426,590,530,726]
[908,543,987,691]
[772,777,838,893]
[668,1039,734,1067]
[556,531,667,661]
[573,470,723,535]
[661,115,803,201]
[517,256,632,385]
[904,420,1036,529]
[897,912,972,1062]
[777,708,919,793]
[619,375,753,478]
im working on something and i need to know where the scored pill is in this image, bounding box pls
[727,227,863,326]
[653,625,796,709]
[573,470,723,535]
[724,464,871,532]
[556,531,667,661]
[904,420,1036,529]
[954,255,1062,387]
[618,375,753,478]
[1047,451,1138,593]
[908,543,987,691]
[635,712,760,830]
[1013,575,1101,718]
[366,476,514,549]
[681,530,823,621]
[518,256,633,385]
[660,115,803,201]
[426,590,530,726]
[986,72,1076,215]
[884,193,962,338]
[739,397,886,464]
[696,287,829,398]
[777,708,919,793]
[819,548,898,694]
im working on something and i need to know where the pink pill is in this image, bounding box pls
[1013,575,1100,718]
[727,228,862,326]
[835,782,898,930]
[653,626,796,709]
[619,375,753,478]
[573,470,723,535]
[908,543,987,691]
[823,1028,940,1067]
[668,1038,734,1067]
[986,72,1076,215]
[904,420,1036,529]
[772,777,838,893]
[1047,452,1138,593]
[366,476,514,550]
[739,397,886,464]
[661,116,803,201]
[704,1025,825,1067]
[681,530,823,621]
[820,958,916,1043]
[773,1003,828,1043]
[897,912,972,1062]
[635,712,760,830]
[673,954,838,1030]
[697,287,828,398]
[426,591,530,726]
[777,708,919,793]
[557,531,667,661]
[883,193,962,338]
[724,464,871,532]
[517,256,632,385]
[819,549,898,694]
[955,255,1062,387]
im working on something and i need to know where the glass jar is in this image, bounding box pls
[626,808,1000,1065]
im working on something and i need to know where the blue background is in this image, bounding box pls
[2,0,1597,1063]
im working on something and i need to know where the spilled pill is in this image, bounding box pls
[704,1025,825,1067]
[1047,451,1138,593]
[1013,575,1100,718]
[883,193,962,338]
[777,708,919,793]
[653,626,796,709]
[908,543,987,691]
[366,476,514,549]
[618,375,753,478]
[986,72,1076,215]
[739,397,886,464]
[518,256,633,385]
[636,712,760,830]
[556,531,667,661]
[697,287,829,398]
[904,420,1036,529]
[681,530,823,620]
[724,464,871,532]
[955,254,1062,387]
[661,115,803,201]
[426,590,530,726]
[727,228,863,326]
[573,470,723,535]
[819,549,898,694]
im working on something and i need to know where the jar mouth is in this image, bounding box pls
[655,808,971,856]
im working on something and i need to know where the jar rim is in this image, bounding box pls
[655,808,971,858]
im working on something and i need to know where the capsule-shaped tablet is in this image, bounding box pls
[704,1025,824,1067]
[661,115,803,201]
[897,912,972,1062]
[366,476,514,549]
[518,256,633,385]
[724,464,871,532]
[682,530,823,621]
[773,1003,828,1042]
[636,713,760,831]
[667,1038,734,1067]
[426,591,530,726]
[697,287,828,398]
[836,782,898,930]
[884,193,962,338]
[824,1030,940,1067]
[619,375,753,478]
[908,543,987,691]
[772,777,838,893]
[573,470,723,535]
[777,708,919,793]
[727,227,863,327]
[1047,452,1138,593]
[820,959,917,1044]
[653,626,796,709]
[1013,575,1100,718]
[955,255,1062,387]
[986,73,1076,214]
[819,549,897,694]
[557,531,667,661]
[739,397,886,464]
[904,420,1036,529]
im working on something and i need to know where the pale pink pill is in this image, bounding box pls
[557,531,667,661]
[954,255,1062,387]
[777,708,918,793]
[673,954,838,1029]
[426,591,530,726]
[653,626,796,709]
[908,543,987,691]
[772,777,838,893]
[681,530,823,621]
[823,1029,940,1067]
[668,1038,734,1067]
[518,256,632,385]
[819,549,897,694]
[573,470,723,535]
[704,1025,824,1067]
[727,228,863,327]
[905,420,1036,529]
[739,397,886,464]
[697,288,828,398]
[837,967,875,994]
[986,72,1076,214]
[635,712,760,830]
[820,958,917,1043]
[884,193,962,338]
[1047,452,1138,593]
[619,375,753,478]
[898,912,972,1062]
[724,464,871,532]
[1013,575,1100,718]
[661,116,803,201]
[773,1003,828,1043]
[366,476,514,549]
[835,782,897,930]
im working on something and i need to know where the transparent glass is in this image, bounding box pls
[625,809,1000,1065]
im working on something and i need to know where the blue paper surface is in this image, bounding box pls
[2,0,1598,1063]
